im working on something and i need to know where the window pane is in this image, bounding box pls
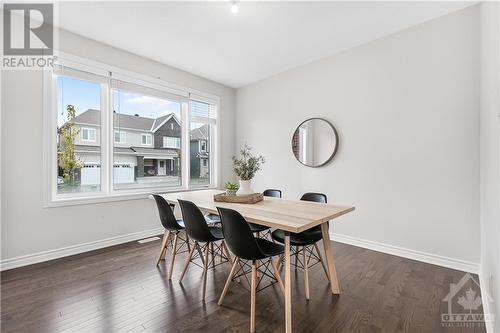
[189,100,216,186]
[112,86,182,190]
[57,75,101,194]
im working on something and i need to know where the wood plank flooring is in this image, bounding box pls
[1,237,486,332]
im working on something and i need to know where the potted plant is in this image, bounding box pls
[225,181,239,196]
[232,144,265,196]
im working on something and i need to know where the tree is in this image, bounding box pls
[59,105,81,184]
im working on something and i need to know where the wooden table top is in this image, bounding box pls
[161,189,355,233]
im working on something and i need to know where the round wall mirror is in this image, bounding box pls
[291,118,339,167]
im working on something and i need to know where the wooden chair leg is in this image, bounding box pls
[179,241,196,283]
[314,243,330,282]
[168,233,179,280]
[303,246,310,300]
[277,254,283,271]
[202,243,210,300]
[221,240,233,264]
[271,258,285,294]
[218,257,240,305]
[156,230,171,266]
[250,260,257,333]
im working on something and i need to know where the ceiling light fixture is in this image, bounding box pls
[231,0,239,14]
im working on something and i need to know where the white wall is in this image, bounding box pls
[236,6,480,265]
[1,27,235,263]
[479,1,500,331]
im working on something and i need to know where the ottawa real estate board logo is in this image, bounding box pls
[2,3,54,69]
[441,273,493,328]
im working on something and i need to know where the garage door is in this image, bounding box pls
[114,163,135,184]
[81,163,100,185]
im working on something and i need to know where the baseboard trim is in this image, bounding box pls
[331,232,480,274]
[0,227,164,271]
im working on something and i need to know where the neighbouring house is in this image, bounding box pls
[190,124,210,180]
[59,109,181,185]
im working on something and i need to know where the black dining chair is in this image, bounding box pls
[271,192,330,300]
[177,199,232,300]
[217,207,285,333]
[151,195,191,280]
[248,189,283,235]
[262,189,282,198]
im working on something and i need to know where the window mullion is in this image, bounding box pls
[100,79,111,195]
[106,75,114,195]
[182,101,190,189]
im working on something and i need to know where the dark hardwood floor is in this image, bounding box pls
[1,237,486,332]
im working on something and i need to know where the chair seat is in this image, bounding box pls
[208,226,224,240]
[248,222,270,233]
[256,238,285,258]
[271,228,323,246]
[165,216,218,231]
[176,218,185,228]
[164,218,185,231]
[205,213,221,224]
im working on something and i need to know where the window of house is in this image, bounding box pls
[46,56,218,205]
[114,130,126,144]
[141,133,152,145]
[163,136,181,149]
[200,140,207,152]
[54,70,103,196]
[81,128,96,142]
[189,99,216,187]
[112,80,182,190]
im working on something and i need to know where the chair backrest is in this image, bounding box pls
[300,192,327,233]
[301,192,327,203]
[217,207,265,260]
[178,199,215,242]
[263,189,282,198]
[152,194,183,230]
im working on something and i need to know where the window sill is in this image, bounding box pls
[44,186,218,208]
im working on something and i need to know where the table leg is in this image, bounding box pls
[320,222,340,294]
[284,232,292,333]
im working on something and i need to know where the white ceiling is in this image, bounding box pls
[57,1,476,88]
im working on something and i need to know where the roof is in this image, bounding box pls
[131,147,178,157]
[71,109,176,131]
[190,124,209,140]
[151,113,180,132]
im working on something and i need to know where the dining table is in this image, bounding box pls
[161,189,355,333]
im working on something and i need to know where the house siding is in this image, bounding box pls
[154,117,181,149]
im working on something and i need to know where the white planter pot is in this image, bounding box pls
[236,179,254,196]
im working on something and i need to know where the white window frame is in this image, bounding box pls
[43,52,220,207]
[163,136,180,149]
[114,130,126,144]
[189,97,218,189]
[81,127,96,142]
[141,133,152,145]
